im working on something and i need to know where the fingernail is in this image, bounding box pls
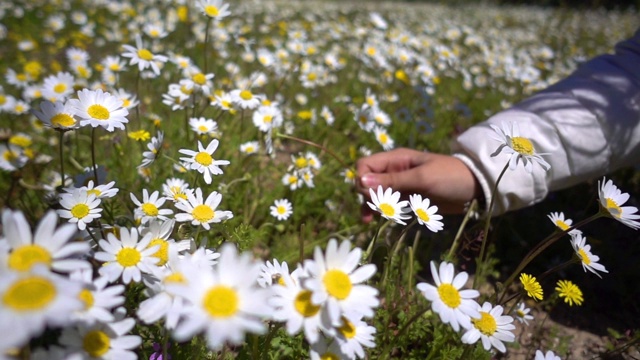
[361,174,379,188]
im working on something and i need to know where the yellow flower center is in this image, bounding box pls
[320,354,340,360]
[0,95,5,105]
[3,276,56,311]
[578,248,591,265]
[415,208,430,222]
[4,150,17,162]
[51,113,76,127]
[53,83,67,93]
[148,238,169,266]
[83,330,111,357]
[194,152,213,166]
[323,269,352,300]
[8,245,52,272]
[79,288,94,309]
[294,290,321,317]
[555,220,569,231]
[239,90,253,101]
[338,317,356,339]
[307,72,317,81]
[295,157,308,168]
[180,85,193,95]
[71,203,90,219]
[192,204,214,222]
[9,136,31,148]
[141,203,159,217]
[510,136,534,156]
[150,29,160,37]
[204,5,219,17]
[245,146,254,153]
[277,205,287,215]
[137,48,154,61]
[203,285,239,318]
[605,198,622,217]
[472,311,497,336]
[221,100,232,108]
[378,133,388,144]
[87,189,102,197]
[378,203,395,217]
[193,73,207,85]
[164,272,186,284]
[198,125,209,132]
[115,247,141,267]
[263,115,273,124]
[109,63,121,71]
[437,283,461,308]
[516,309,525,318]
[288,176,298,185]
[87,104,110,120]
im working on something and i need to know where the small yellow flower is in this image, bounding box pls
[128,130,151,142]
[519,273,543,301]
[555,280,583,306]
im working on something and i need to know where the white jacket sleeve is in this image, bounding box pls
[453,29,640,215]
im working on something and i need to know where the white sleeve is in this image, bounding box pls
[452,29,640,215]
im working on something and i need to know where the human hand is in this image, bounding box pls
[356,148,481,223]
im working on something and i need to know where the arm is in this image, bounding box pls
[453,29,640,215]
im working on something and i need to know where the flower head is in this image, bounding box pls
[366,185,411,225]
[57,188,102,231]
[270,198,293,221]
[555,279,583,306]
[32,100,79,130]
[179,139,230,185]
[69,89,129,132]
[461,302,516,353]
[409,194,444,232]
[547,211,582,236]
[519,273,543,301]
[598,177,640,230]
[570,234,608,278]
[174,188,233,230]
[94,227,160,284]
[490,121,550,173]
[513,302,534,325]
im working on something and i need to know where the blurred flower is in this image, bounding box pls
[59,314,141,359]
[69,270,125,325]
[513,302,533,325]
[32,100,78,130]
[121,34,168,76]
[197,0,231,20]
[535,350,562,360]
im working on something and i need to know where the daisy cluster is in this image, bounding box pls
[0,0,638,358]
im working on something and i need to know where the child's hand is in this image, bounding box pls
[356,148,481,223]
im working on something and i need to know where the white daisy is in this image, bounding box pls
[189,117,218,137]
[0,266,83,350]
[239,141,259,155]
[130,189,173,225]
[374,126,394,151]
[162,178,192,203]
[270,198,293,221]
[547,211,582,236]
[179,139,230,185]
[490,121,550,173]
[57,188,103,231]
[69,88,129,132]
[75,180,119,199]
[513,302,534,325]
[0,143,28,171]
[141,219,191,267]
[69,269,125,325]
[409,194,444,232]
[139,131,164,169]
[41,71,75,102]
[303,239,379,327]
[309,334,350,360]
[257,259,290,288]
[166,243,272,350]
[333,313,377,360]
[1,209,90,273]
[33,100,79,130]
[367,185,411,225]
[416,261,480,332]
[252,104,283,132]
[570,233,608,278]
[174,187,233,230]
[598,177,640,230]
[197,0,231,20]
[535,350,562,360]
[121,34,168,76]
[59,315,141,359]
[94,227,160,284]
[230,88,263,110]
[461,302,516,353]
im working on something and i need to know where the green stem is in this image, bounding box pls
[58,130,65,191]
[497,212,604,304]
[381,219,417,289]
[91,127,99,184]
[364,219,388,263]
[446,199,478,262]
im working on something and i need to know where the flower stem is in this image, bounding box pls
[446,199,478,262]
[381,219,417,289]
[58,130,65,191]
[91,127,99,184]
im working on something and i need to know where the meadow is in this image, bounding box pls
[0,0,639,359]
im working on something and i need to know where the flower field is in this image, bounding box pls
[0,0,639,359]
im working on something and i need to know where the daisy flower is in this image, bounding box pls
[258,259,290,288]
[121,34,168,76]
[0,143,28,171]
[69,88,129,132]
[101,55,126,73]
[59,314,141,359]
[513,302,534,325]
[174,188,233,230]
[461,302,516,353]
[162,178,192,203]
[598,177,640,230]
[535,350,562,360]
[94,227,160,284]
[252,104,283,132]
[78,180,119,199]
[519,273,543,301]
[240,141,259,155]
[367,185,411,225]
[166,243,272,350]
[1,209,90,273]
[341,168,356,184]
[69,269,125,325]
[270,198,293,221]
[570,233,608,278]
[555,279,583,306]
[416,261,480,332]
[130,189,173,225]
[0,266,83,350]
[230,88,264,110]
[310,335,350,360]
[547,211,582,236]
[269,266,325,344]
[409,194,444,232]
[374,126,394,151]
[141,219,191,267]
[333,313,377,359]
[303,239,379,327]
[57,188,103,231]
[490,121,550,173]
[139,131,164,169]
[41,71,75,102]
[189,117,218,137]
[197,0,231,20]
[179,139,230,185]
